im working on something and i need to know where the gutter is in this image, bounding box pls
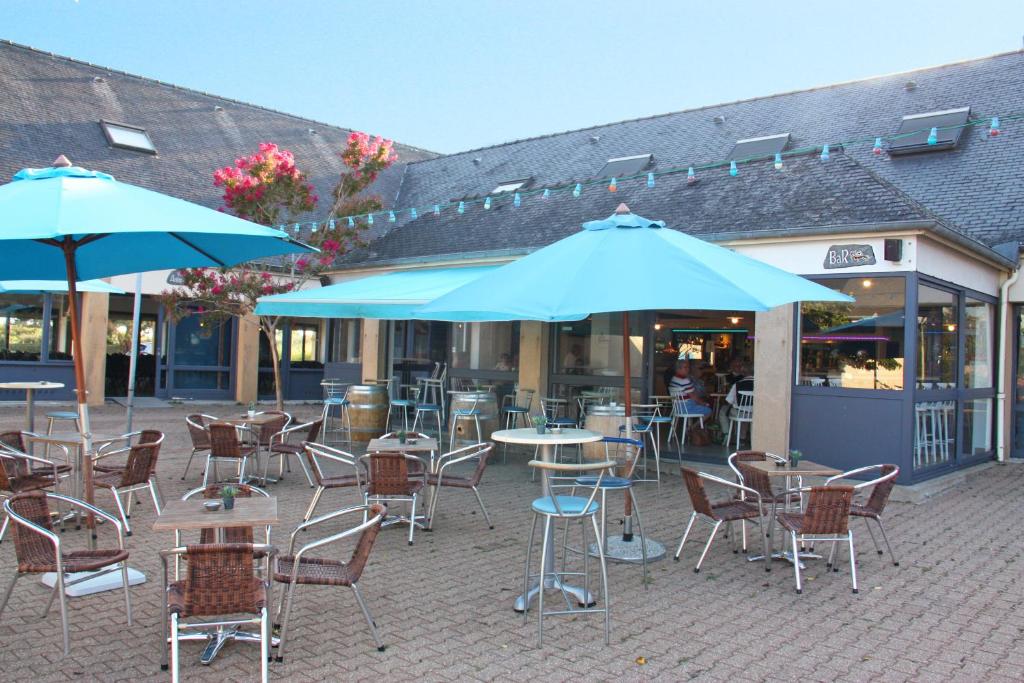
[997,263,1021,462]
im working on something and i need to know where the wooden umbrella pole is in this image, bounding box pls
[63,238,96,541]
[621,311,634,541]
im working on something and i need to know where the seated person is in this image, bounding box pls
[718,364,754,434]
[668,360,712,417]
[724,357,745,387]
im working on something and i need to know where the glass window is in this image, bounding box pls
[258,328,285,367]
[174,315,233,367]
[963,398,993,456]
[451,322,519,372]
[48,294,73,360]
[106,317,157,355]
[913,399,955,470]
[964,298,994,389]
[329,319,361,363]
[917,284,958,388]
[289,323,320,364]
[0,294,45,361]
[553,314,644,378]
[799,277,906,390]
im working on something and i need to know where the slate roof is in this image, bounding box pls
[345,49,1024,267]
[0,40,436,228]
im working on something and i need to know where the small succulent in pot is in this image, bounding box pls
[221,485,237,510]
[532,415,548,434]
[788,449,802,467]
[247,401,256,418]
[397,430,408,444]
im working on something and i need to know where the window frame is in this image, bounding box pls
[99,119,157,154]
[596,154,653,179]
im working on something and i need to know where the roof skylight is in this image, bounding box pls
[492,178,530,194]
[597,154,653,178]
[728,133,790,161]
[888,107,970,155]
[100,120,156,154]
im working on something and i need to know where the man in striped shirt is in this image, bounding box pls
[668,360,711,417]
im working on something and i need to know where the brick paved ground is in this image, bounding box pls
[2,403,1024,682]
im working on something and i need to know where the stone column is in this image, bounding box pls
[517,321,549,406]
[234,314,260,404]
[80,292,109,406]
[360,319,387,383]
[752,304,794,455]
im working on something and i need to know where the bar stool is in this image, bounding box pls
[500,388,534,463]
[385,376,414,433]
[540,397,577,465]
[320,381,350,445]
[449,395,483,451]
[411,387,443,440]
[45,411,80,459]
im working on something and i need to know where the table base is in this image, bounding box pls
[746,550,822,570]
[513,577,594,613]
[41,567,146,596]
[171,628,279,665]
[587,535,667,564]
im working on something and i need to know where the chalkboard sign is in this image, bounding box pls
[824,244,876,269]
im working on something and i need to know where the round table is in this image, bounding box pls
[0,381,66,450]
[491,427,603,613]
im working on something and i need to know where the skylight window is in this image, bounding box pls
[888,107,970,156]
[597,154,653,178]
[99,120,156,154]
[492,179,530,194]
[728,133,790,161]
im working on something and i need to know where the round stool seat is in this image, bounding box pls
[324,397,348,406]
[391,399,414,407]
[454,409,481,416]
[47,411,78,420]
[417,404,441,411]
[505,406,530,413]
[531,495,599,516]
[575,475,632,489]
[549,417,576,427]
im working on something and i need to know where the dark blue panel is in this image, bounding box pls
[0,363,77,401]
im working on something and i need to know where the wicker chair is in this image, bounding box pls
[425,442,494,531]
[728,450,802,545]
[826,464,900,566]
[777,485,857,594]
[0,448,67,542]
[1,491,131,655]
[674,467,768,572]
[0,430,72,476]
[181,413,218,481]
[204,422,258,486]
[359,452,427,545]
[91,431,165,536]
[263,418,322,486]
[302,443,365,523]
[161,542,276,682]
[273,504,386,661]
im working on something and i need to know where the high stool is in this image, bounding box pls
[45,411,80,459]
[449,395,482,451]
[540,397,578,466]
[411,387,443,441]
[385,377,414,433]
[500,388,534,463]
[523,458,613,647]
[320,381,350,445]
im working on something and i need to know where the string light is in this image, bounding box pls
[687,167,696,184]
[873,137,883,155]
[647,172,655,188]
[573,183,582,198]
[927,127,938,145]
[543,189,550,199]
[608,177,618,192]
[484,196,492,209]
[820,144,830,161]
[347,217,355,227]
[729,161,738,177]
[388,210,396,223]
[990,116,1000,137]
[774,153,783,170]
[367,213,374,225]
[410,207,418,219]
[513,192,521,207]
[457,201,465,214]
[328,220,335,231]
[433,204,440,216]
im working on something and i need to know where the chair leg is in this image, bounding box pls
[628,489,649,588]
[121,561,133,625]
[109,487,132,536]
[57,572,70,655]
[293,453,314,487]
[673,511,698,562]
[201,454,213,487]
[408,494,417,545]
[303,487,325,523]
[472,487,493,529]
[0,572,19,617]
[351,583,386,651]
[260,607,269,683]
[848,532,859,593]
[149,479,163,515]
[875,518,899,566]
[181,448,198,480]
[791,531,803,594]
[537,515,551,647]
[276,583,297,662]
[0,515,8,544]
[170,613,180,683]
[522,514,538,622]
[694,520,721,573]
[590,513,610,646]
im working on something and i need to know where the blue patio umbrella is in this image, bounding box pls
[0,279,125,294]
[0,156,314,523]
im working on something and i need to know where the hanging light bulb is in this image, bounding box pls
[647,172,655,188]
[293,223,301,234]
[687,167,696,184]
[457,201,465,214]
[608,177,617,192]
[484,196,492,209]
[328,219,335,231]
[388,210,396,223]
[927,127,938,145]
[513,192,521,207]
[347,217,355,227]
[729,161,738,177]
[820,144,830,161]
[989,116,1001,137]
[434,204,440,216]
[573,183,582,198]
[410,207,418,219]
[873,137,883,155]
[542,188,550,199]
[367,213,374,225]
[310,221,317,233]
[774,153,783,170]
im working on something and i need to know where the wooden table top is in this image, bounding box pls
[152,496,279,532]
[222,413,282,426]
[368,437,438,453]
[27,432,122,446]
[742,459,841,478]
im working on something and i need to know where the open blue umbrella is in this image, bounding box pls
[0,155,314,524]
[0,279,125,294]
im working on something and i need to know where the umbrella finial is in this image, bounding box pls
[614,203,631,215]
[52,155,72,168]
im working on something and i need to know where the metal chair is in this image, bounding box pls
[91,430,165,536]
[524,458,613,646]
[263,418,322,486]
[181,413,217,480]
[449,393,483,451]
[0,447,67,542]
[725,390,754,451]
[673,467,769,572]
[204,422,258,486]
[0,430,72,476]
[273,504,386,661]
[501,387,534,462]
[385,376,415,433]
[667,389,707,451]
[302,442,365,523]
[425,442,494,530]
[727,450,796,548]
[161,543,276,682]
[620,404,665,483]
[321,379,351,445]
[777,485,857,594]
[1,491,131,655]
[411,385,444,441]
[825,464,900,567]
[44,411,80,459]
[358,452,427,546]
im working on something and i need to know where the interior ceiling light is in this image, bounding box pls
[862,279,873,288]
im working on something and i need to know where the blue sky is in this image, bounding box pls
[2,1,1023,153]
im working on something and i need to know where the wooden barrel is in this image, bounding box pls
[346,384,388,443]
[583,404,626,462]
[448,390,498,445]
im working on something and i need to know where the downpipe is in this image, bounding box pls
[996,265,1020,462]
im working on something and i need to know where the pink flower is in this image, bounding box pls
[260,272,272,281]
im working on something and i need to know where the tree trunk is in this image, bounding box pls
[261,317,285,411]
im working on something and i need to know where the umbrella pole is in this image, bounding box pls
[62,240,96,543]
[125,274,142,433]
[621,312,634,542]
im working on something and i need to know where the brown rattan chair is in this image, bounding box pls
[273,503,386,661]
[0,429,73,476]
[263,418,321,486]
[92,431,165,536]
[204,422,258,486]
[826,464,900,566]
[674,467,769,572]
[1,491,131,655]
[728,450,802,544]
[777,485,857,594]
[302,442,364,523]
[425,442,494,531]
[0,448,66,542]
[181,413,218,481]
[358,452,427,545]
[161,542,276,682]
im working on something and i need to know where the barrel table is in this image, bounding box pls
[448,390,498,445]
[582,404,626,462]
[345,384,389,443]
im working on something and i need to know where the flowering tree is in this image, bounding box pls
[161,135,397,409]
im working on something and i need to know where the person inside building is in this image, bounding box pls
[669,359,712,417]
[719,362,755,435]
[563,343,584,374]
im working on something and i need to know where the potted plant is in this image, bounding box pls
[788,449,802,468]
[532,415,547,434]
[247,401,256,419]
[397,430,408,444]
[221,485,237,510]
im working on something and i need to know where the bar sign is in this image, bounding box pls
[824,244,876,269]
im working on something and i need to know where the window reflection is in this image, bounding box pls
[917,285,958,388]
[451,322,519,371]
[964,298,993,389]
[0,294,45,361]
[553,314,644,377]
